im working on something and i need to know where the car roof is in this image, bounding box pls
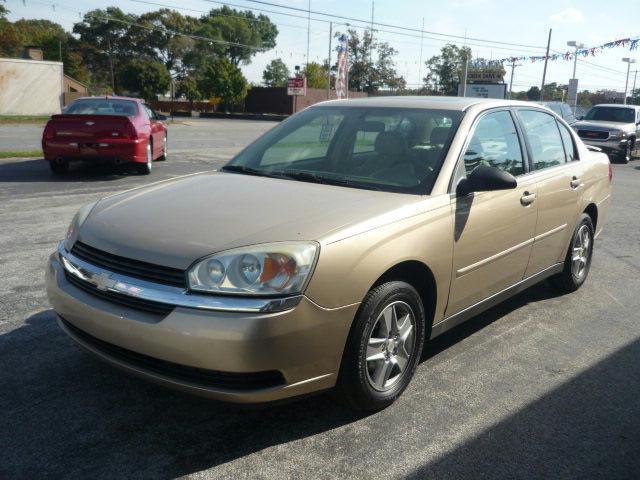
[72,96,142,103]
[313,96,536,111]
[592,104,639,109]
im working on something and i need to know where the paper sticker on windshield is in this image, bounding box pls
[319,124,334,142]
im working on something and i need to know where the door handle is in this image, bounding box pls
[570,177,582,189]
[520,191,536,206]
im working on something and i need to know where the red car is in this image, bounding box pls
[42,96,167,175]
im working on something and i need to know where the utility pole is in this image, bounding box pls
[508,60,521,99]
[107,37,115,94]
[58,39,62,62]
[622,58,636,105]
[369,0,374,92]
[326,22,332,100]
[418,17,425,92]
[461,29,468,97]
[306,0,311,68]
[632,70,638,105]
[539,28,552,101]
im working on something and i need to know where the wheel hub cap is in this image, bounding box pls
[366,301,416,391]
[571,224,591,279]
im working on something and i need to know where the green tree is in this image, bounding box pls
[341,29,404,93]
[526,86,541,100]
[302,61,327,89]
[194,7,278,67]
[118,59,171,101]
[0,8,21,57]
[262,58,289,87]
[197,57,248,110]
[176,76,202,108]
[423,44,472,96]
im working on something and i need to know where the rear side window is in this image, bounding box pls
[65,99,138,116]
[463,110,524,176]
[557,122,577,162]
[517,110,566,171]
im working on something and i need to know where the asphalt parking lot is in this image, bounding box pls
[1,118,640,479]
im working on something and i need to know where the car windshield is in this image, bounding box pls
[584,106,635,123]
[223,106,463,194]
[65,99,138,116]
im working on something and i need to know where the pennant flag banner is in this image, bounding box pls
[335,34,349,99]
[470,35,640,68]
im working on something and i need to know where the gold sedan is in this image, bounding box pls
[46,97,611,411]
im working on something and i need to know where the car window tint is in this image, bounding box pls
[65,99,137,116]
[261,113,344,165]
[557,121,577,162]
[518,110,566,170]
[463,111,524,176]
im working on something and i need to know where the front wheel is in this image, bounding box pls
[337,281,426,411]
[618,141,631,164]
[158,134,167,161]
[551,213,594,292]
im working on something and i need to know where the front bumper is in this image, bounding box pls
[579,137,629,155]
[43,138,147,163]
[46,248,359,403]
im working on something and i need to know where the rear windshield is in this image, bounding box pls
[225,106,463,194]
[584,107,635,123]
[65,99,138,116]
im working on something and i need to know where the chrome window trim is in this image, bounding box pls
[56,242,301,313]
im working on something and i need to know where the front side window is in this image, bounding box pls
[463,110,524,176]
[584,107,635,123]
[226,107,463,194]
[517,110,566,171]
[65,99,138,116]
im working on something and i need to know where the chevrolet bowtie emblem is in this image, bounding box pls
[85,121,95,126]
[91,271,116,291]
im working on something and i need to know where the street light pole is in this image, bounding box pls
[622,58,636,105]
[567,40,584,113]
[632,70,638,105]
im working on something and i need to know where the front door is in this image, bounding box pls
[446,109,538,317]
[515,109,585,276]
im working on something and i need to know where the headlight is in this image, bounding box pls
[188,242,319,296]
[609,130,626,139]
[64,201,98,249]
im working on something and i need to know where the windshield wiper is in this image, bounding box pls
[275,170,384,191]
[220,165,288,179]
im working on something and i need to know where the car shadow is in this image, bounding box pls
[0,158,141,182]
[1,280,566,479]
[407,336,640,479]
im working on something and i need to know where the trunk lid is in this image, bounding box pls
[48,114,135,141]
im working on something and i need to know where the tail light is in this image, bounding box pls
[608,162,612,182]
[125,121,138,140]
[43,121,55,140]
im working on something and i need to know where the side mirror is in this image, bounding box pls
[457,165,517,196]
[156,114,168,121]
[577,115,584,120]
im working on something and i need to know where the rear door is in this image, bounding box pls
[142,104,164,157]
[446,109,538,317]
[515,109,584,277]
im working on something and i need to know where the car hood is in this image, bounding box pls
[573,120,634,132]
[77,171,423,269]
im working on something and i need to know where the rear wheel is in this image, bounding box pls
[49,158,68,175]
[137,140,153,175]
[338,281,426,411]
[551,213,594,292]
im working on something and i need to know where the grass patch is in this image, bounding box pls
[0,150,43,159]
[0,115,50,124]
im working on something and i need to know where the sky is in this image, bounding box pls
[5,0,639,94]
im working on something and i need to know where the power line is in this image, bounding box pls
[205,0,547,49]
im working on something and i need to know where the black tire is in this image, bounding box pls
[618,141,631,164]
[49,159,68,175]
[551,213,594,293]
[158,134,167,161]
[137,139,153,175]
[337,281,426,411]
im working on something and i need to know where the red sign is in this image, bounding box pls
[287,77,306,96]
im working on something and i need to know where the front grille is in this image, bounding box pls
[577,130,609,140]
[71,241,186,288]
[60,317,286,391]
[65,271,174,315]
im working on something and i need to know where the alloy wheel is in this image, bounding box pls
[571,224,591,280]
[365,301,416,391]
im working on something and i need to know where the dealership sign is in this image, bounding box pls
[467,68,505,83]
[287,77,307,96]
[459,83,507,99]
